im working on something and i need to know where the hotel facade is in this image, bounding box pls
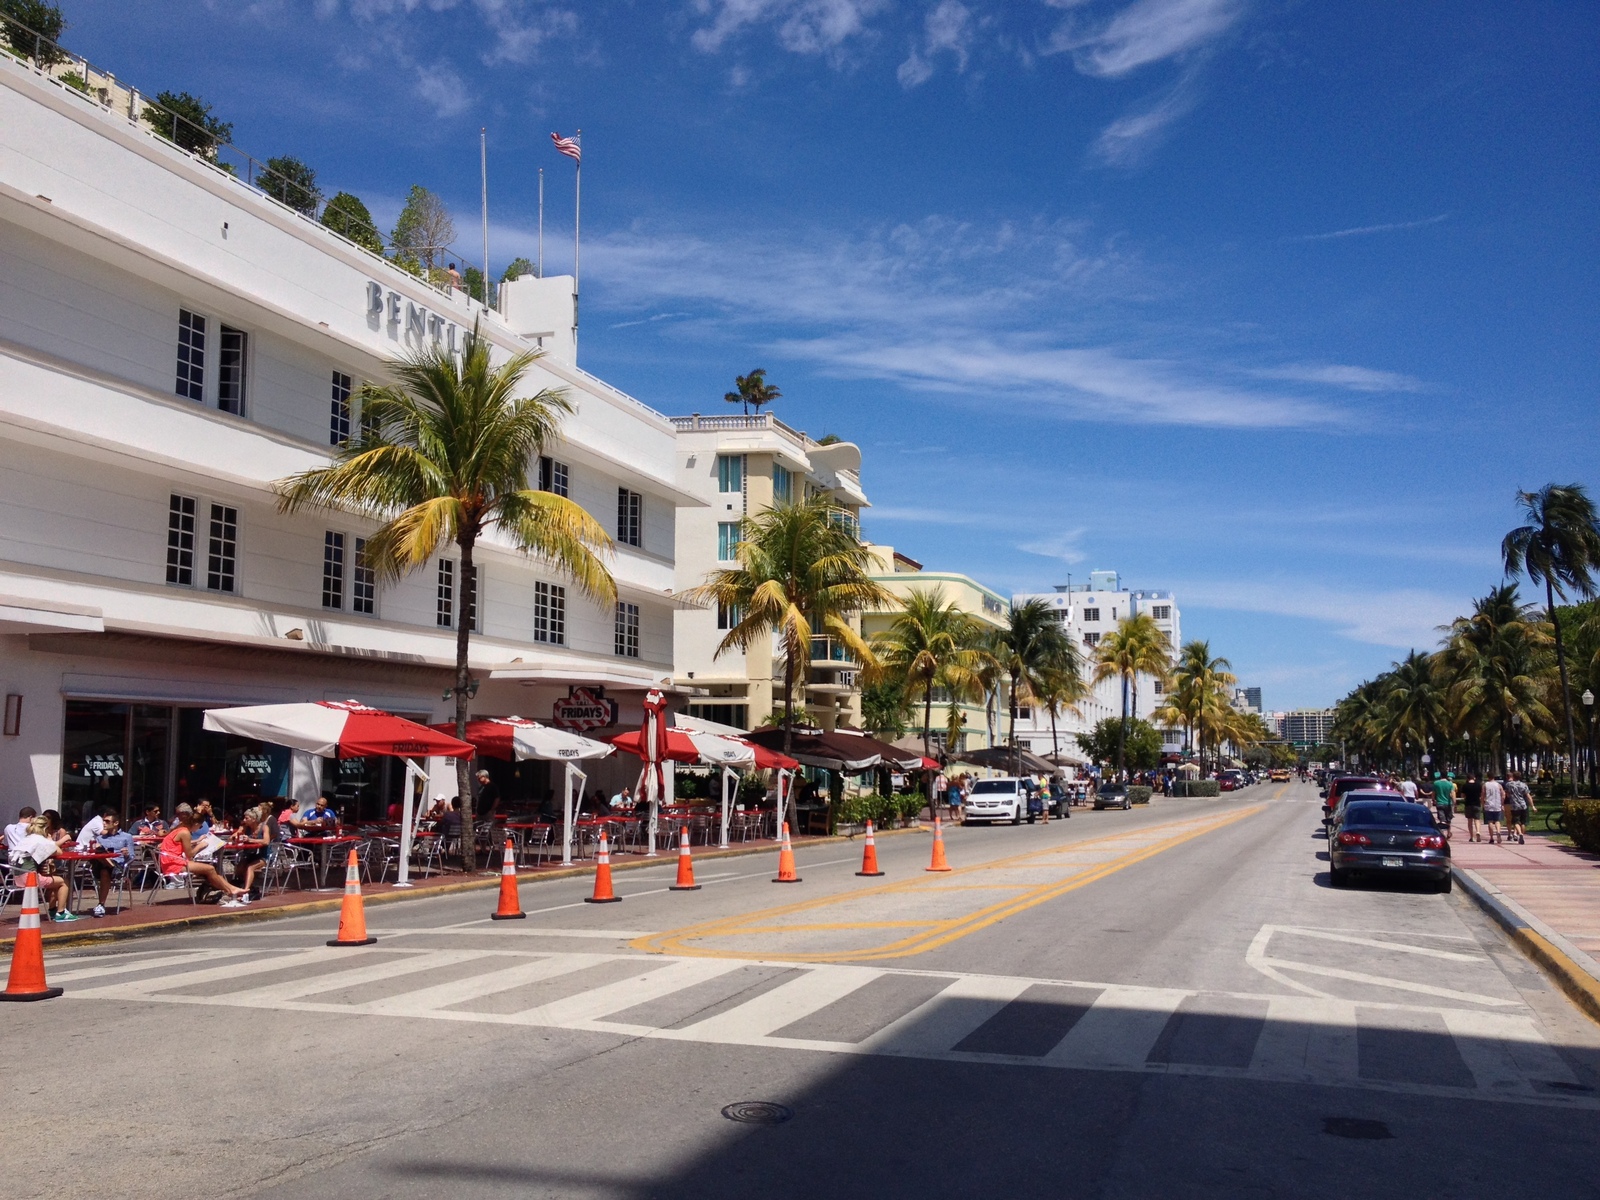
[0,51,696,822]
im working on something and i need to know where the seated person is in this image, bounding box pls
[8,815,74,921]
[436,798,464,841]
[41,809,73,849]
[4,806,38,854]
[274,799,303,839]
[192,799,216,840]
[75,809,106,849]
[610,786,634,811]
[86,809,134,918]
[298,796,338,833]
[129,804,166,837]
[230,805,272,899]
[386,799,404,824]
[157,808,249,906]
[421,796,449,823]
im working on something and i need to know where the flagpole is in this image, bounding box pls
[573,128,581,357]
[479,127,489,310]
[537,167,544,277]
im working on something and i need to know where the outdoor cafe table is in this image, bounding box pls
[55,849,119,909]
[287,834,364,891]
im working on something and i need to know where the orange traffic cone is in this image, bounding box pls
[491,838,526,920]
[670,826,701,891]
[856,820,885,877]
[585,831,621,903]
[327,849,377,946]
[1,873,62,1002]
[926,816,952,873]
[773,821,801,883]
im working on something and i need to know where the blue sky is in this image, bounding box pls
[59,0,1599,709]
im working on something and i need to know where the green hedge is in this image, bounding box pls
[1563,800,1600,853]
[837,792,928,828]
[1127,786,1153,805]
[1173,780,1220,798]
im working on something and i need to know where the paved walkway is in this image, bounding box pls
[1451,834,1600,960]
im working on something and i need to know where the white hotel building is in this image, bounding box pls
[0,53,697,822]
[1009,571,1186,764]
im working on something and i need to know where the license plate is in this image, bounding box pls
[1380,857,1403,868]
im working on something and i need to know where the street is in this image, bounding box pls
[11,782,1600,1200]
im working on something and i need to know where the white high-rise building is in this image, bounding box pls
[0,50,697,821]
[1009,571,1184,764]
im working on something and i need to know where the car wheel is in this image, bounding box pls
[1123,799,1131,810]
[1329,868,1347,887]
[1437,874,1453,894]
[1011,807,1022,825]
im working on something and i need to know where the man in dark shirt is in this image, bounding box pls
[129,804,166,837]
[474,769,501,820]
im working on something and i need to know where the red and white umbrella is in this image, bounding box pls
[203,700,474,888]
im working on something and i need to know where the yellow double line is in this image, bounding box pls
[633,804,1262,963]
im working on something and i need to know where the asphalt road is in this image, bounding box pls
[10,781,1600,1200]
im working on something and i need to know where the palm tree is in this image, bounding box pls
[1171,641,1235,776]
[871,587,984,758]
[275,329,616,868]
[724,368,782,417]
[1094,612,1173,778]
[998,600,1076,767]
[1035,664,1089,766]
[1503,484,1600,800]
[1438,587,1555,774]
[1382,650,1446,774]
[683,496,892,752]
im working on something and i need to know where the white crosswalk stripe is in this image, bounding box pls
[50,946,1595,1109]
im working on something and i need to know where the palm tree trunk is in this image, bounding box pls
[1008,670,1021,775]
[1116,673,1128,779]
[1547,577,1581,802]
[923,684,933,759]
[455,535,477,871]
[782,645,796,755]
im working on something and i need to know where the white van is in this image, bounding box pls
[963,778,1026,825]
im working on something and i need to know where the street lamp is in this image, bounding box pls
[1584,689,1596,797]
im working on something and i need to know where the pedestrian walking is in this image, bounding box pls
[1431,772,1456,839]
[1505,772,1535,844]
[1460,774,1483,842]
[1481,775,1505,845]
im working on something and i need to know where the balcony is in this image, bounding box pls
[810,637,856,666]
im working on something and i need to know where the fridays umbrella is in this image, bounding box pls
[203,700,474,888]
[431,717,615,866]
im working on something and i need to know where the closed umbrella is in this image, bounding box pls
[203,700,474,887]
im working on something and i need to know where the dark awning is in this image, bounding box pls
[743,726,882,772]
[950,745,1057,775]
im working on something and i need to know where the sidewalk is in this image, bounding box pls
[1450,833,1600,1023]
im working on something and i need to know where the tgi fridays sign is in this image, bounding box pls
[551,686,617,732]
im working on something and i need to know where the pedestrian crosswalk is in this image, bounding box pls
[53,945,1594,1108]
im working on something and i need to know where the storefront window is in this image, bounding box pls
[61,700,130,826]
[174,707,288,815]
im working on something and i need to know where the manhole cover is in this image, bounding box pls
[722,1101,793,1125]
[1323,1117,1393,1140]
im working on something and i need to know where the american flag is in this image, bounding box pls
[550,131,581,162]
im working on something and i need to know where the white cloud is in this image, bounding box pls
[1175,579,1462,648]
[413,61,472,117]
[1250,363,1430,393]
[897,0,974,89]
[690,0,890,57]
[1290,214,1450,242]
[1019,529,1089,564]
[1091,71,1199,166]
[474,0,579,66]
[1050,0,1243,78]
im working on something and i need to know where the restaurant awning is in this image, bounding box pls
[203,700,474,759]
[950,744,1057,775]
[743,726,882,772]
[427,716,614,763]
[829,727,925,770]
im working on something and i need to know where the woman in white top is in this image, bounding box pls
[7,815,73,920]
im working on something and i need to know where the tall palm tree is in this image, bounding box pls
[999,600,1076,766]
[1503,484,1600,800]
[724,368,782,417]
[684,496,892,752]
[1035,664,1089,766]
[1382,649,1446,773]
[1094,612,1173,777]
[1171,641,1235,776]
[275,329,616,868]
[871,587,984,758]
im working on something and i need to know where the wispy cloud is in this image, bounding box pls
[868,505,994,527]
[690,0,889,58]
[608,312,694,330]
[1290,214,1450,243]
[1048,0,1244,78]
[1249,363,1431,393]
[897,0,975,89]
[1175,578,1462,648]
[1019,529,1090,564]
[1091,69,1201,166]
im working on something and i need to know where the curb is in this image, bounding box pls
[1452,863,1600,1027]
[4,828,902,955]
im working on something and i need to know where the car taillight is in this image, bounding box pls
[1337,831,1370,847]
[1413,835,1444,850]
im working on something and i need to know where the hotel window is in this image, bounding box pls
[329,372,352,446]
[321,531,345,609]
[217,326,247,415]
[165,494,196,585]
[464,564,479,632]
[538,456,569,498]
[617,488,642,548]
[175,309,206,402]
[717,521,740,562]
[206,503,238,593]
[1083,632,1100,647]
[716,601,741,630]
[534,581,566,646]
[1153,679,1165,695]
[772,464,793,504]
[351,538,375,615]
[436,559,454,627]
[716,454,743,493]
[1152,605,1171,620]
[1082,608,1100,622]
[614,601,640,658]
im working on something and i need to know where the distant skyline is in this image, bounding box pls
[50,1,1599,707]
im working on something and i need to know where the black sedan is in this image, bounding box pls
[1329,795,1451,892]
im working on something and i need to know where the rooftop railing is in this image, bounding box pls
[1,11,498,310]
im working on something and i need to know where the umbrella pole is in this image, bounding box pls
[775,768,790,836]
[396,758,424,888]
[721,765,735,849]
[562,763,584,867]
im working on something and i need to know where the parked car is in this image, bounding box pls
[963,778,1025,825]
[1329,794,1451,891]
[1219,769,1244,792]
[1094,783,1132,810]
[1321,775,1396,824]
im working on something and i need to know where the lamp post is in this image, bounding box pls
[1584,689,1596,797]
